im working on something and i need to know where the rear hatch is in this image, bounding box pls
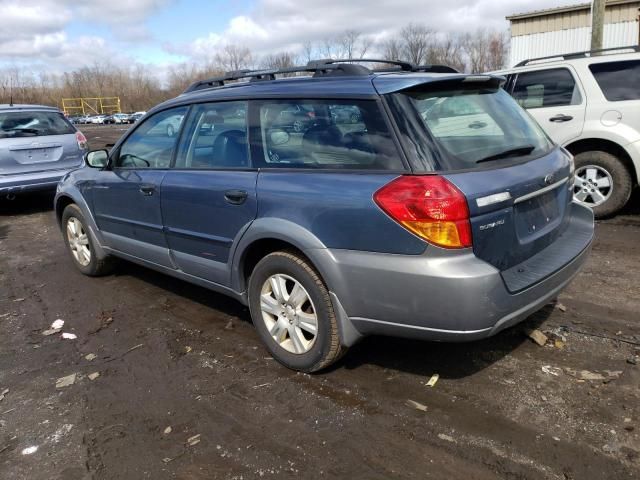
[381,74,584,286]
[0,109,84,175]
[445,148,573,271]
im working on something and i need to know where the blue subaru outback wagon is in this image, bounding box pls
[55,59,594,372]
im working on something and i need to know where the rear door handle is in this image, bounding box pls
[549,114,573,123]
[224,189,248,205]
[139,184,156,196]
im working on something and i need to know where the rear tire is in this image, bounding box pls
[61,204,112,276]
[248,251,345,372]
[572,151,632,218]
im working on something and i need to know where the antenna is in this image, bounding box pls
[9,75,13,107]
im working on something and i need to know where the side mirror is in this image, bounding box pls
[85,149,109,168]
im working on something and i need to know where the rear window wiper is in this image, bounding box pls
[476,145,535,164]
[5,128,40,136]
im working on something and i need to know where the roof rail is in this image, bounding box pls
[182,58,459,94]
[515,45,640,67]
[182,62,370,93]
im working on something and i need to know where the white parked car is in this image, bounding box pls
[90,115,107,124]
[495,46,640,217]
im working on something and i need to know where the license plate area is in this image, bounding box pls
[14,147,61,164]
[514,189,563,241]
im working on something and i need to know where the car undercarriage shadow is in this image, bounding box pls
[112,260,252,322]
[336,306,553,379]
[0,191,55,216]
[112,257,553,380]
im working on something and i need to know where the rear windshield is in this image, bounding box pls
[589,60,640,101]
[389,82,553,171]
[0,111,75,138]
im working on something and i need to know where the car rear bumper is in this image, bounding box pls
[0,168,75,195]
[313,203,594,345]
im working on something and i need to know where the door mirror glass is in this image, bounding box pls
[85,149,109,168]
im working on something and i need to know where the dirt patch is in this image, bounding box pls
[0,142,639,478]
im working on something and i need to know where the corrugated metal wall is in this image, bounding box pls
[510,2,640,36]
[510,22,640,66]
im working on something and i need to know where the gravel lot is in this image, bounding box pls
[1,125,639,479]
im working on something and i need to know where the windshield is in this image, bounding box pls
[389,83,553,171]
[0,111,75,138]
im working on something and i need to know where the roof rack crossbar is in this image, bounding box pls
[515,45,640,67]
[306,58,415,71]
[413,64,459,73]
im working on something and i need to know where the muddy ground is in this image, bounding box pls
[0,124,639,479]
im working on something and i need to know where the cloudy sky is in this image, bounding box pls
[1,0,575,73]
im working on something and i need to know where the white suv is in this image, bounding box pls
[495,46,640,217]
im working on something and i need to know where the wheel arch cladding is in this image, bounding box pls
[55,195,75,225]
[231,217,327,293]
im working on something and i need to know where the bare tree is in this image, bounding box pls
[427,34,466,72]
[302,41,316,63]
[337,30,372,59]
[214,44,253,72]
[486,30,508,71]
[382,37,403,61]
[462,29,507,73]
[401,23,434,65]
[262,51,297,70]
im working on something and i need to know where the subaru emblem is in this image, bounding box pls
[544,174,555,185]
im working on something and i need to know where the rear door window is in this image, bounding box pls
[589,60,640,101]
[175,101,248,169]
[0,111,75,138]
[511,68,581,108]
[253,99,404,170]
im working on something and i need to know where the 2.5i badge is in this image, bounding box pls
[479,219,505,231]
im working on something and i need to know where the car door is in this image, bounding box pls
[160,100,257,286]
[509,67,586,145]
[90,106,188,267]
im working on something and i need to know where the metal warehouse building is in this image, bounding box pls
[508,0,640,66]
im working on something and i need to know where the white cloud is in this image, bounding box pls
[74,0,172,24]
[172,0,577,61]
[0,0,587,72]
[0,0,169,69]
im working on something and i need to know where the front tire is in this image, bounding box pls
[61,204,112,276]
[572,151,633,218]
[248,251,345,372]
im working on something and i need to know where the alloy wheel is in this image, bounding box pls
[573,165,613,207]
[66,217,91,266]
[259,274,318,354]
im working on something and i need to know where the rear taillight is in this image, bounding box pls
[75,131,87,150]
[373,175,472,249]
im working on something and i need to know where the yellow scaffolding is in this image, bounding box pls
[61,97,122,116]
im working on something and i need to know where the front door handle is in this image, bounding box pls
[224,189,248,205]
[549,114,573,123]
[139,184,156,196]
